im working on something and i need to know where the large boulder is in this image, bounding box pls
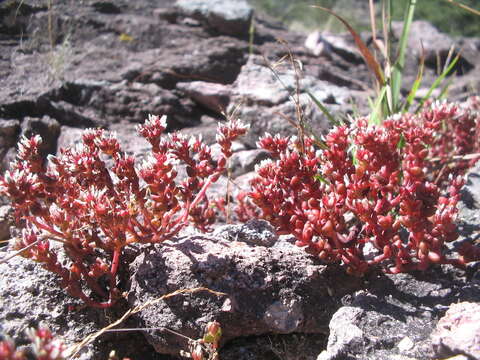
[127,221,362,356]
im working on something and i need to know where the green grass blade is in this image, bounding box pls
[438,77,455,100]
[307,90,341,126]
[313,173,329,185]
[415,54,460,112]
[248,17,255,57]
[370,86,388,125]
[391,0,416,113]
[405,51,425,110]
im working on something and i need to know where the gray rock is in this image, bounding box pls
[0,120,20,149]
[457,160,480,251]
[213,219,277,247]
[177,81,231,115]
[176,0,253,37]
[0,246,173,360]
[0,248,99,360]
[116,35,248,94]
[392,21,454,59]
[127,228,362,355]
[21,115,61,157]
[459,160,480,212]
[0,205,12,241]
[317,267,480,360]
[431,302,480,359]
[391,21,476,92]
[55,125,85,154]
[231,56,354,107]
[230,56,365,147]
[229,148,270,177]
[317,33,363,64]
[317,306,364,360]
[220,332,326,360]
[0,119,20,171]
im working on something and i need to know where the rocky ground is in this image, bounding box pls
[1,0,480,359]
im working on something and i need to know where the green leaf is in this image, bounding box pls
[397,133,406,150]
[390,0,417,113]
[313,173,329,184]
[369,86,388,125]
[415,53,460,112]
[405,50,425,111]
[307,90,341,126]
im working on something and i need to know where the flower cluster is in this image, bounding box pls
[0,328,66,360]
[423,100,480,185]
[0,115,248,307]
[249,101,480,274]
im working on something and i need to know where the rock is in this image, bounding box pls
[43,100,98,128]
[305,31,328,57]
[459,160,480,212]
[21,115,61,157]
[457,160,480,246]
[177,81,231,115]
[213,219,277,247]
[392,21,454,58]
[0,248,99,360]
[230,56,362,148]
[317,307,364,360]
[232,57,297,106]
[91,1,122,14]
[91,81,202,128]
[397,337,415,353]
[431,302,480,359]
[119,36,248,89]
[229,148,270,177]
[0,205,12,241]
[108,121,151,156]
[127,227,362,355]
[391,21,474,80]
[220,332,326,360]
[0,119,20,171]
[0,119,20,149]
[318,33,363,64]
[317,267,480,360]
[175,0,253,37]
[55,125,85,154]
[178,115,219,145]
[0,246,174,360]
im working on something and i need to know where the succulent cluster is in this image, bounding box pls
[0,328,66,360]
[0,115,248,308]
[249,101,480,274]
[426,97,480,185]
[181,321,222,360]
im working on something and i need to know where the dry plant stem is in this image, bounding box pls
[262,41,306,152]
[0,237,41,264]
[67,287,227,358]
[445,0,480,16]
